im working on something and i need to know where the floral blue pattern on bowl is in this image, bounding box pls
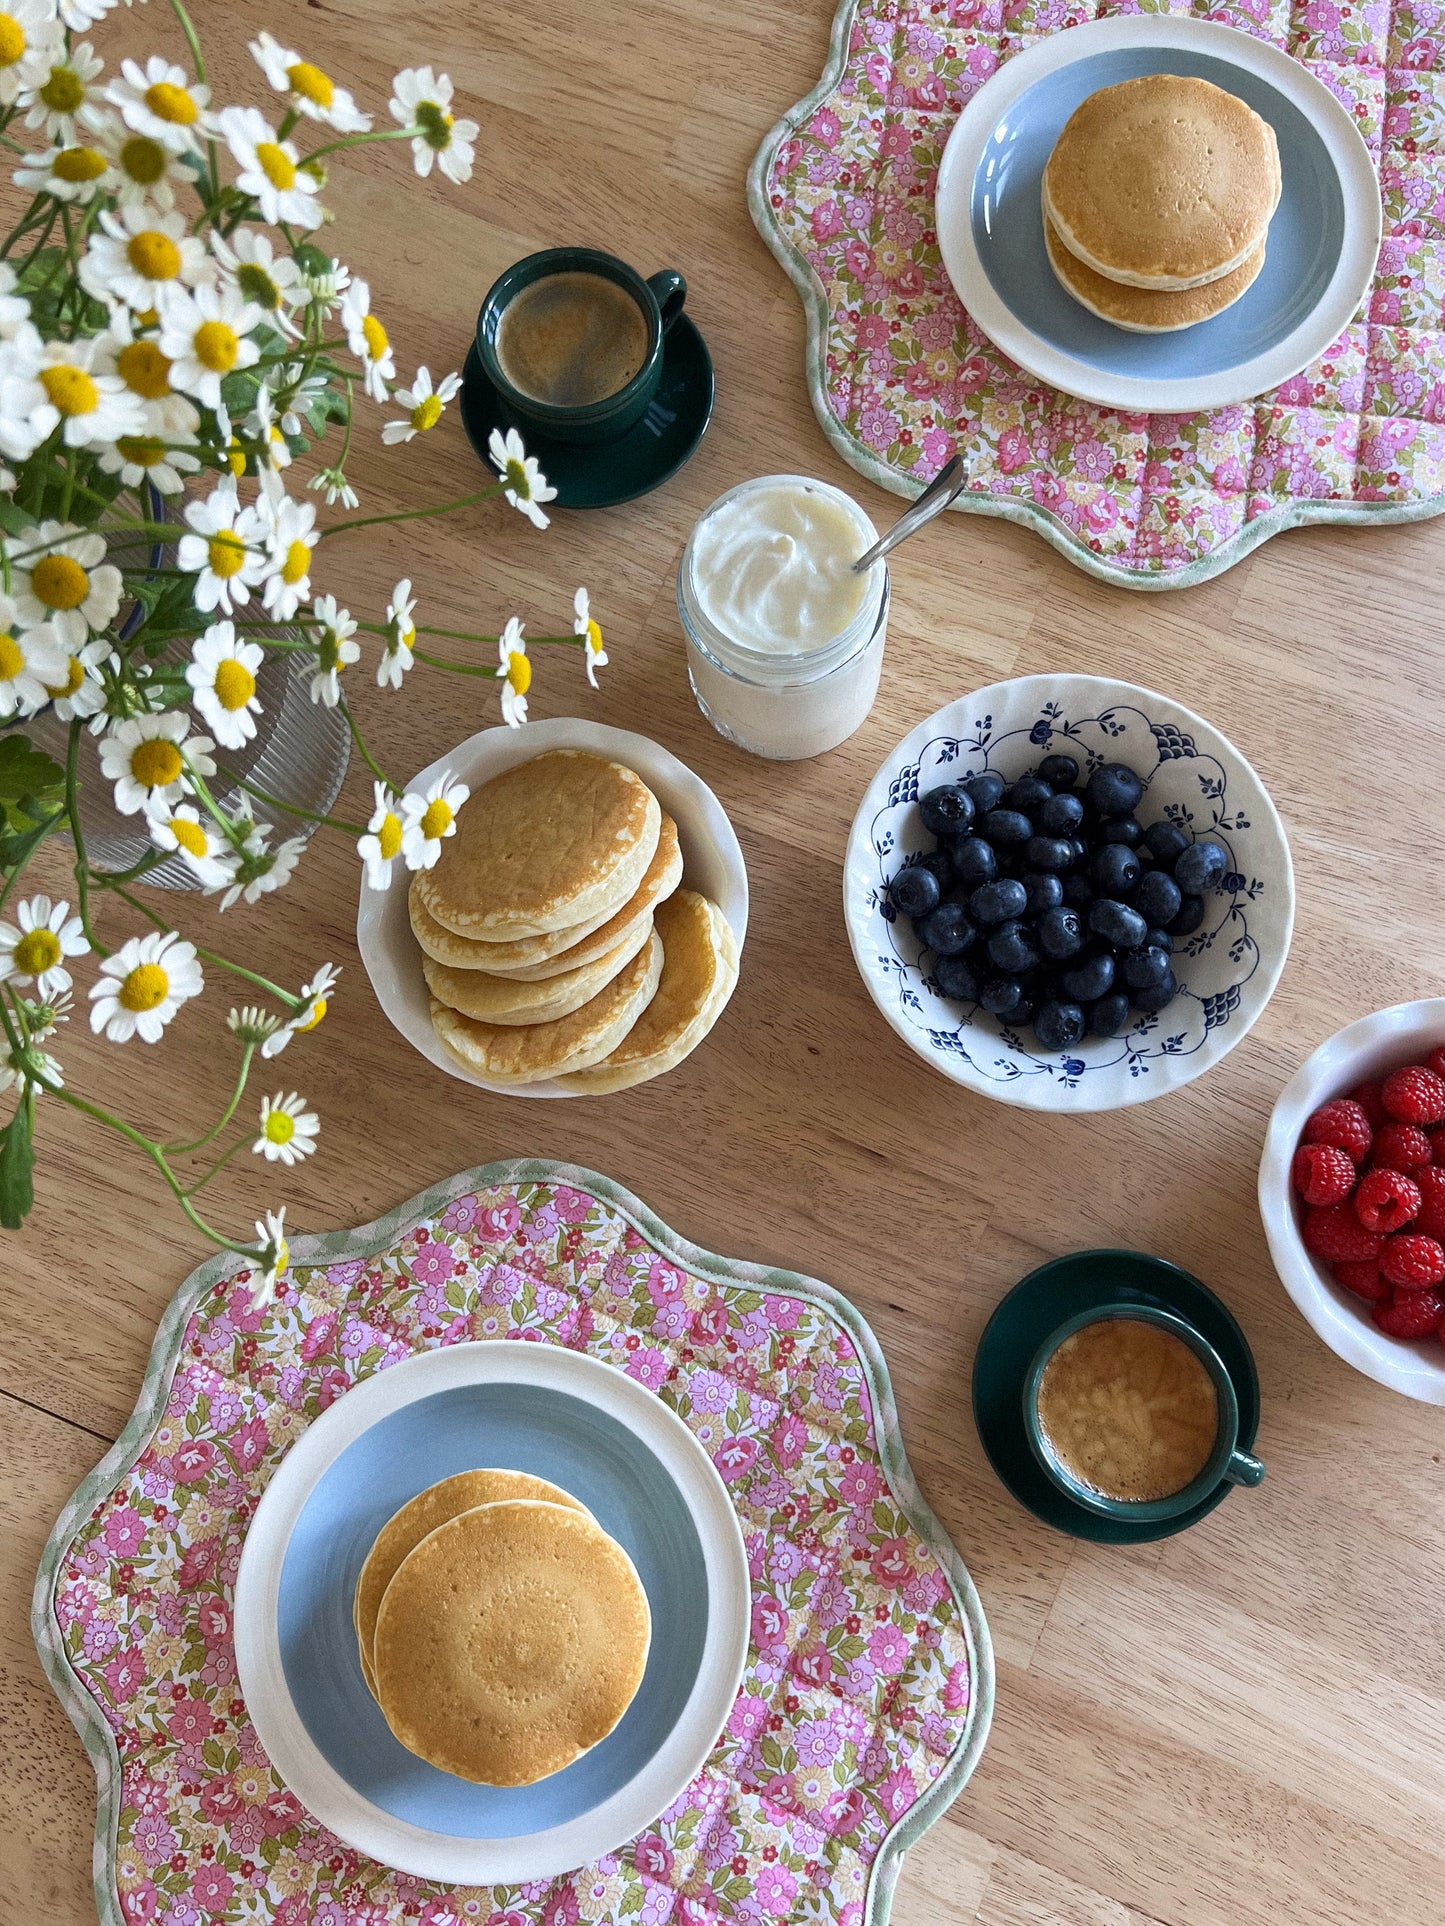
[843,676,1295,1112]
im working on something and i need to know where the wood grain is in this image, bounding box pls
[5,1,1445,1921]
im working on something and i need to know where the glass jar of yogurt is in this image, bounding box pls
[676,474,889,760]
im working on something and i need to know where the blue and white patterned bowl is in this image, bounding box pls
[843,675,1294,1111]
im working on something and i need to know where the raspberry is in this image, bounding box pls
[1334,1258,1388,1301]
[1373,1289,1445,1339]
[1379,1233,1445,1291]
[1381,1065,1445,1126]
[1290,1143,1356,1206]
[1302,1098,1372,1164]
[1431,1127,1445,1164]
[1415,1168,1445,1240]
[1302,1202,1385,1264]
[1354,1168,1422,1233]
[1370,1123,1433,1172]
[1428,1048,1445,1082]
[1349,1080,1389,1128]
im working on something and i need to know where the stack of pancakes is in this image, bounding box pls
[355,1469,651,1786]
[411,749,738,1090]
[1041,74,1280,333]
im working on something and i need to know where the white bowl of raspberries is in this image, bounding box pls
[1260,1000,1445,1403]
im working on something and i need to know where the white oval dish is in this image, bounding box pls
[355,718,748,1097]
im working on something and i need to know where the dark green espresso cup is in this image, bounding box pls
[476,246,686,445]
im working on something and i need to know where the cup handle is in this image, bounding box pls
[1223,1448,1265,1488]
[647,269,687,335]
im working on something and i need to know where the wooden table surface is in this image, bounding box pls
[6,3,1445,1923]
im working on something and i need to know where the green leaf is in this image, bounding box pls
[0,733,64,804]
[0,1099,35,1231]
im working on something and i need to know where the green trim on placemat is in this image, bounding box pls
[34,1159,994,1926]
[745,0,1445,592]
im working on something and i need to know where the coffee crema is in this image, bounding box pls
[1035,1316,1219,1503]
[495,271,650,408]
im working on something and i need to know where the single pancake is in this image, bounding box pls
[416,749,662,940]
[353,1470,590,1699]
[430,928,663,1084]
[372,1499,652,1786]
[1044,215,1265,332]
[421,913,653,1025]
[1042,74,1280,289]
[556,891,739,1095]
[408,815,682,980]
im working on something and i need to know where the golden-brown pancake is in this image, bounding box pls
[421,914,653,1026]
[1044,215,1265,331]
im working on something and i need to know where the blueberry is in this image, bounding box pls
[1131,969,1179,1014]
[950,836,998,886]
[1132,869,1182,928]
[1144,927,1174,954]
[963,771,1006,813]
[1037,791,1085,835]
[1144,819,1191,864]
[1005,773,1053,814]
[1088,991,1131,1038]
[918,783,975,837]
[1060,951,1116,1002]
[915,848,953,884]
[1085,761,1145,818]
[1038,753,1080,790]
[970,877,1028,926]
[889,865,940,919]
[1023,872,1064,915]
[1098,815,1142,847]
[1175,838,1228,893]
[1088,898,1148,950]
[1064,837,1089,869]
[1024,834,1074,873]
[1061,872,1094,909]
[1033,999,1086,1049]
[980,974,1028,1017]
[1007,997,1036,1030]
[1122,946,1171,990]
[982,808,1032,847]
[917,902,974,956]
[1038,905,1085,961]
[1168,893,1206,936]
[933,953,980,1002]
[1091,843,1141,895]
[987,918,1041,974]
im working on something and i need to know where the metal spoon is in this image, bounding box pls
[851,453,967,574]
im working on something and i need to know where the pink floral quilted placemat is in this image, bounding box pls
[34,1161,991,1926]
[749,0,1444,587]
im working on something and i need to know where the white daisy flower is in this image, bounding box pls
[573,586,608,688]
[0,894,88,999]
[381,365,460,445]
[3,334,146,458]
[155,281,263,411]
[185,620,265,750]
[0,1036,63,1095]
[496,616,530,727]
[249,1205,288,1309]
[40,633,109,722]
[0,2,63,108]
[216,815,306,910]
[379,578,415,689]
[95,418,200,495]
[58,0,121,28]
[295,254,350,316]
[10,522,123,650]
[401,771,469,871]
[253,1089,319,1165]
[306,594,359,706]
[245,381,291,473]
[272,363,329,436]
[260,961,340,1057]
[177,479,267,616]
[389,66,478,185]
[227,1004,280,1047]
[357,780,405,889]
[210,226,304,339]
[98,711,214,816]
[0,601,64,717]
[307,464,357,509]
[79,202,212,313]
[339,278,394,402]
[12,138,112,201]
[88,928,203,1043]
[19,39,104,144]
[106,56,211,156]
[488,425,555,530]
[249,31,370,132]
[103,310,197,436]
[94,113,187,208]
[218,105,322,230]
[0,262,27,339]
[258,493,316,620]
[146,800,237,889]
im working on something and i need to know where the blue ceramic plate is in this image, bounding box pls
[234,1343,750,1884]
[935,17,1380,412]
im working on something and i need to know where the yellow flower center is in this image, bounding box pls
[31,554,89,610]
[273,1236,290,1276]
[0,632,23,679]
[0,15,24,66]
[14,927,61,975]
[281,538,310,585]
[410,393,442,432]
[120,134,167,184]
[255,141,296,191]
[585,618,603,654]
[264,1109,295,1144]
[127,230,182,281]
[54,144,107,183]
[118,961,169,1012]
[144,81,197,126]
[286,60,333,108]
[40,364,99,417]
[45,653,87,697]
[295,998,326,1033]
[171,816,208,857]
[40,65,84,114]
[360,313,388,361]
[505,650,531,695]
[115,340,172,399]
[130,738,182,787]
[193,320,239,374]
[236,262,279,311]
[212,657,256,710]
[378,813,402,860]
[224,436,245,479]
[116,435,165,469]
[207,530,247,579]
[420,799,453,840]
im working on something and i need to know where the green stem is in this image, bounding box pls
[335,697,396,791]
[218,766,365,836]
[184,1129,250,1197]
[318,482,504,541]
[103,884,299,1006]
[411,648,503,680]
[305,126,417,165]
[63,722,109,959]
[165,1040,253,1156]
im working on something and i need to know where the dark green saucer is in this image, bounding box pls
[971,1250,1261,1544]
[457,317,713,509]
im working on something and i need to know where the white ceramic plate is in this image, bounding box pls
[355,718,748,1097]
[934,16,1382,412]
[233,1341,752,1884]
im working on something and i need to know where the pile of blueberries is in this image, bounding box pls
[887,753,1229,1051]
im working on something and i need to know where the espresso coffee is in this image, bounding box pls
[1035,1317,1219,1503]
[495,271,650,408]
